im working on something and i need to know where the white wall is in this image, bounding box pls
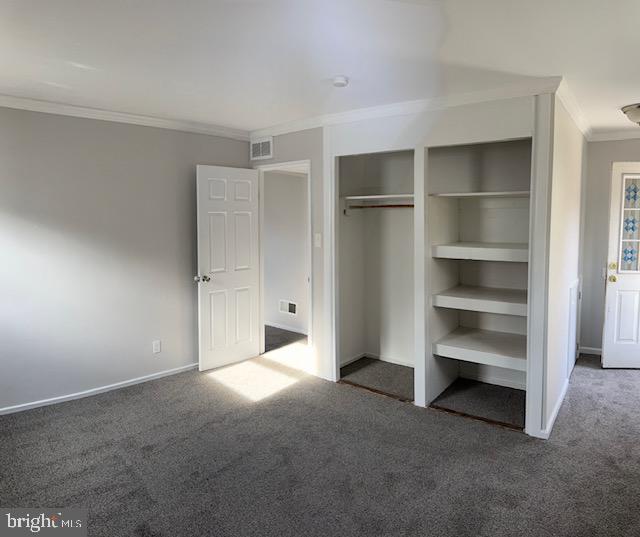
[338,152,414,367]
[580,138,640,352]
[0,107,248,411]
[545,97,585,425]
[338,207,415,367]
[263,170,309,334]
[364,208,414,366]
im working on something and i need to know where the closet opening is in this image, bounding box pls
[337,149,415,401]
[427,138,532,430]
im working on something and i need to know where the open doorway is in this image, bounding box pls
[336,150,415,402]
[258,161,312,363]
[602,162,640,367]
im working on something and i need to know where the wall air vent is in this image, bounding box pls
[279,300,297,316]
[250,136,273,161]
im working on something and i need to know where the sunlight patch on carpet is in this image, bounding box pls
[207,359,299,402]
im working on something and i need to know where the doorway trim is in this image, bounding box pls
[602,161,640,367]
[256,160,313,355]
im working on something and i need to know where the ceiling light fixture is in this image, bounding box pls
[622,103,640,126]
[332,75,349,88]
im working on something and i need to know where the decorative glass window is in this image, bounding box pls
[620,175,640,272]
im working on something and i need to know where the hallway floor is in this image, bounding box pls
[264,325,306,353]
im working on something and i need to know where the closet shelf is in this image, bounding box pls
[429,190,530,198]
[433,285,527,316]
[433,327,527,372]
[432,242,528,262]
[343,194,414,212]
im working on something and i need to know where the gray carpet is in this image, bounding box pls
[432,378,526,429]
[264,325,306,353]
[340,357,414,401]
[2,354,640,537]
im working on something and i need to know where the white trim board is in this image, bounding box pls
[0,94,249,141]
[365,353,414,369]
[0,363,198,415]
[250,77,563,139]
[458,371,526,391]
[538,377,570,440]
[589,129,640,142]
[579,346,602,356]
[265,321,308,336]
[340,353,368,368]
[5,85,640,144]
[555,81,640,142]
[340,353,414,369]
[555,79,591,139]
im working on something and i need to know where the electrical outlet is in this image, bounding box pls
[152,340,162,354]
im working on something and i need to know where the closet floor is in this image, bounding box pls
[340,357,413,401]
[430,378,525,429]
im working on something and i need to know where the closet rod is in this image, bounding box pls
[348,204,414,209]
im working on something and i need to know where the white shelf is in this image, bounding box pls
[344,194,414,201]
[433,327,527,372]
[432,242,528,262]
[433,285,527,316]
[430,190,530,198]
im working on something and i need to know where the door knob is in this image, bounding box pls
[609,275,618,283]
[194,275,211,283]
[202,275,211,282]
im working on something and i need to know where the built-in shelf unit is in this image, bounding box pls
[327,92,582,439]
[427,138,532,403]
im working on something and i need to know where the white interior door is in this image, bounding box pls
[602,163,640,368]
[196,165,259,371]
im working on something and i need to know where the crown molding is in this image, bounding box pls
[0,94,250,141]
[588,128,640,142]
[555,79,592,139]
[250,76,563,139]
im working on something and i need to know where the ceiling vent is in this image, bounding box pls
[250,136,273,161]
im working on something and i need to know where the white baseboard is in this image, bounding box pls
[340,353,367,367]
[459,371,526,391]
[0,363,198,415]
[339,352,414,369]
[373,353,414,369]
[265,321,308,335]
[536,377,570,440]
[579,346,601,356]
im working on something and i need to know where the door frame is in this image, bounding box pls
[602,161,640,367]
[256,160,313,354]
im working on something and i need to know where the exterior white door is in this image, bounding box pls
[196,165,259,371]
[602,162,640,367]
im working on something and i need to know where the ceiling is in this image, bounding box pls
[1,0,639,138]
